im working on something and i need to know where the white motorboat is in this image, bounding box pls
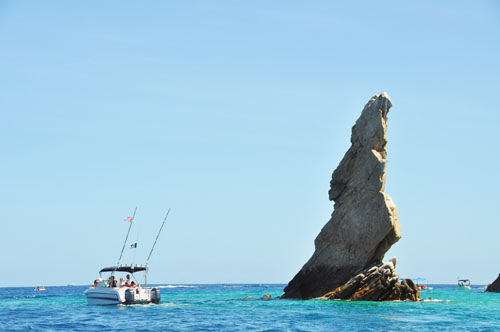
[85,265,160,305]
[458,279,471,290]
[85,208,170,305]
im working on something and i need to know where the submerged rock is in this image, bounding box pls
[486,274,500,292]
[282,93,402,300]
[320,257,420,301]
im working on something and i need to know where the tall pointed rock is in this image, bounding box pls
[282,93,401,300]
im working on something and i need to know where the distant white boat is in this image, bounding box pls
[458,279,471,290]
[35,286,46,291]
[412,278,433,291]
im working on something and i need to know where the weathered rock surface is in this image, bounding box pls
[485,274,500,292]
[320,257,420,301]
[282,93,402,300]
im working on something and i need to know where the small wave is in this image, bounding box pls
[12,295,37,299]
[157,285,196,288]
[158,302,186,307]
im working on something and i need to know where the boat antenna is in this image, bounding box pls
[144,208,171,285]
[114,206,137,275]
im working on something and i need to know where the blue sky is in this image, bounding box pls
[1,1,499,287]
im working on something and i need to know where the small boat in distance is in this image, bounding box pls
[413,278,433,291]
[458,279,471,289]
[36,286,46,291]
[85,208,170,305]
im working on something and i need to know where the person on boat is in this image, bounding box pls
[108,276,116,288]
[124,274,132,287]
[93,279,99,288]
[119,278,125,287]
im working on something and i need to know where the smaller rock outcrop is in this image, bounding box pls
[320,257,420,301]
[485,274,500,292]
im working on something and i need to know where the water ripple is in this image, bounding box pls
[0,285,499,332]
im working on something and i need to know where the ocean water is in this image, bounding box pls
[1,284,499,332]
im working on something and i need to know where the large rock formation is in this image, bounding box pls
[486,274,500,292]
[282,93,402,300]
[321,257,419,301]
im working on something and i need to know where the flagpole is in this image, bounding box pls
[144,208,171,285]
[114,206,137,275]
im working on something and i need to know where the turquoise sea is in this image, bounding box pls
[1,284,499,331]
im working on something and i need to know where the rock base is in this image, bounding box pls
[486,274,500,292]
[320,258,420,301]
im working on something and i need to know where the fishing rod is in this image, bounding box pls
[144,208,171,285]
[113,206,137,276]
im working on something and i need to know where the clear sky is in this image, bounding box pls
[1,1,499,287]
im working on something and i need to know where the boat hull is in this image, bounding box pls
[85,286,160,305]
[85,287,124,305]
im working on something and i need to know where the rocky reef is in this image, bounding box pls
[320,257,419,301]
[282,93,407,300]
[486,274,500,292]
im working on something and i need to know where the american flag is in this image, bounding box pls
[124,216,133,222]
